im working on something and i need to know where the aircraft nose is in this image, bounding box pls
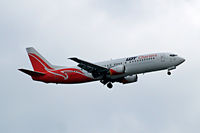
[179,57,185,64]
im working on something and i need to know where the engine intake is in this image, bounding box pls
[121,75,138,84]
[109,65,125,75]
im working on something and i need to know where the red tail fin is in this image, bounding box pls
[26,47,54,72]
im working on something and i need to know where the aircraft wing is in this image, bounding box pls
[69,57,108,78]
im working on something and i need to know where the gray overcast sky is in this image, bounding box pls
[0,0,200,133]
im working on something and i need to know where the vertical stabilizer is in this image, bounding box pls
[26,47,54,72]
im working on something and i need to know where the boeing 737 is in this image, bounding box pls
[19,47,185,88]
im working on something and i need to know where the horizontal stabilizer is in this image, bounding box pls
[18,69,45,76]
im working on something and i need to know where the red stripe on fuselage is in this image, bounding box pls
[32,68,93,84]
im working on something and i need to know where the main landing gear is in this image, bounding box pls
[107,82,113,89]
[100,80,113,89]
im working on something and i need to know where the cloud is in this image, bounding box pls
[0,0,200,133]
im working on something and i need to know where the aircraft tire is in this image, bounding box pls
[107,83,113,89]
[167,71,171,75]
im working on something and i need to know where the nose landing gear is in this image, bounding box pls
[167,66,176,75]
[167,71,171,75]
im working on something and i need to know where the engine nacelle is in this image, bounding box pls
[109,65,125,75]
[121,75,138,84]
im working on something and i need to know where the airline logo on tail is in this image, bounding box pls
[28,53,53,71]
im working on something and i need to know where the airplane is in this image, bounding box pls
[18,47,185,88]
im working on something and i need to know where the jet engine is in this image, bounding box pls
[120,75,138,84]
[109,65,125,75]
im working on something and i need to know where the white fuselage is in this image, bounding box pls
[79,53,185,80]
[20,47,185,88]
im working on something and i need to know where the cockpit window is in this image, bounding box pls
[170,54,177,57]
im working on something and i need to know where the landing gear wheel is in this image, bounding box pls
[107,82,113,89]
[167,71,171,75]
